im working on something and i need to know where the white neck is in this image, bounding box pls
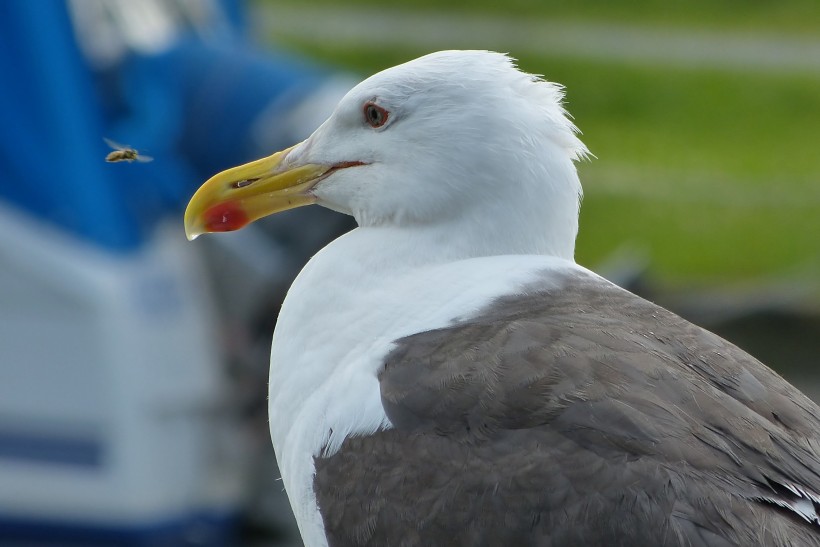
[352,145,582,262]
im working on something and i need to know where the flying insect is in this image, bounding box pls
[104,138,153,163]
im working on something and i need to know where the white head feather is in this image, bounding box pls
[286,50,588,259]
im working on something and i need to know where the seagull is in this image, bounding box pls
[184,50,820,546]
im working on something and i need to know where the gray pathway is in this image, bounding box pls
[257,4,820,74]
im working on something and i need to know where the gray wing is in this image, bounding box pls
[314,272,820,547]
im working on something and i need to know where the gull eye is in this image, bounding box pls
[364,102,388,128]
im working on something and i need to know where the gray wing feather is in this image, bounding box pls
[314,272,820,546]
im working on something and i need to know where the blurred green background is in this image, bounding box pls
[257,0,820,294]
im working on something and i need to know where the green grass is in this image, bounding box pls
[264,21,820,291]
[260,0,820,35]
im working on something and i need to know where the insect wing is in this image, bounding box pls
[103,137,130,151]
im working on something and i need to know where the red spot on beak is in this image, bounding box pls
[203,202,249,232]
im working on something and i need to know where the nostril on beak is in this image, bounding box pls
[231,178,258,189]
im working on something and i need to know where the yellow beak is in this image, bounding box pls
[184,144,336,241]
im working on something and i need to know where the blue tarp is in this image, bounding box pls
[0,0,329,251]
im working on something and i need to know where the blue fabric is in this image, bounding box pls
[0,510,238,546]
[0,2,137,249]
[0,427,103,468]
[0,1,331,252]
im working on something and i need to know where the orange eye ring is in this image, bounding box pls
[364,102,389,128]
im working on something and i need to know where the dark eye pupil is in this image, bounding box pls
[365,103,387,127]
